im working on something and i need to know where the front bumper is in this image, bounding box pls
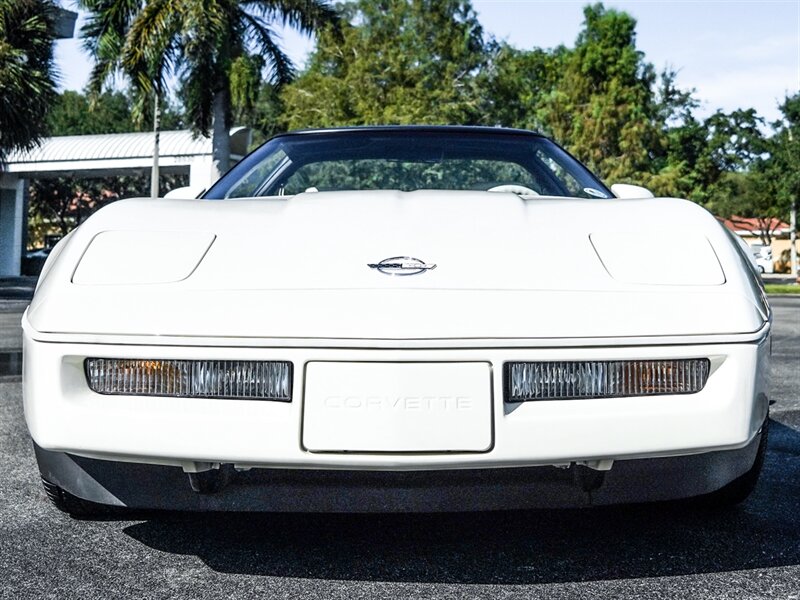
[34,430,764,511]
[23,327,770,473]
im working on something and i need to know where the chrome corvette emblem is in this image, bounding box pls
[367,256,437,276]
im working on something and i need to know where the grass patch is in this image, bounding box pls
[765,284,800,294]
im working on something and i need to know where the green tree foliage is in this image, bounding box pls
[0,0,58,165]
[481,44,568,131]
[28,171,185,250]
[283,2,698,186]
[229,55,287,145]
[243,0,797,238]
[28,176,149,241]
[79,0,339,180]
[281,0,488,129]
[48,89,184,135]
[707,94,800,245]
[763,94,800,218]
[655,108,765,204]
[48,90,135,135]
[536,4,663,182]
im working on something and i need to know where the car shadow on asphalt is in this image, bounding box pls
[122,418,800,585]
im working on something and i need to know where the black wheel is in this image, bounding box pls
[40,476,120,518]
[697,418,769,508]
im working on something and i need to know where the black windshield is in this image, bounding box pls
[204,127,612,200]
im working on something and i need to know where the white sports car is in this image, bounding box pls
[23,126,771,516]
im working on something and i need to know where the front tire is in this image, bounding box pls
[697,418,768,508]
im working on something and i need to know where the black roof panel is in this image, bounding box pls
[274,125,546,139]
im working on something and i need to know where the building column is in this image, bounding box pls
[0,176,25,277]
[189,156,215,191]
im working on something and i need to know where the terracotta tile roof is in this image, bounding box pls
[719,216,791,235]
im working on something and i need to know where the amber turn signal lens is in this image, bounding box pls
[85,358,292,401]
[505,359,710,402]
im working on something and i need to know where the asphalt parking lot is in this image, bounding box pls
[0,296,798,599]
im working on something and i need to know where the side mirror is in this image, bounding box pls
[610,183,655,199]
[163,185,206,199]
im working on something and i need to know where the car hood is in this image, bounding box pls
[27,191,768,341]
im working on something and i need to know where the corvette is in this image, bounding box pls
[23,126,771,516]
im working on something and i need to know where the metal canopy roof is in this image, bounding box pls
[5,128,251,177]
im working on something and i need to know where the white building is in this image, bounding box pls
[0,128,251,276]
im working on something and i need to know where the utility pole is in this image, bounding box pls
[150,87,160,199]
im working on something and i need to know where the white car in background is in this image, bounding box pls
[749,244,774,274]
[24,126,771,516]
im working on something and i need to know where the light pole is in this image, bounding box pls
[790,130,798,279]
[791,199,797,278]
[150,87,160,199]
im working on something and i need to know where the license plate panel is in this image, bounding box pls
[302,362,493,453]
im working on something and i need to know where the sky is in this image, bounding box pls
[54,0,800,124]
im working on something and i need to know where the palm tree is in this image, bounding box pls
[80,0,339,181]
[0,0,58,166]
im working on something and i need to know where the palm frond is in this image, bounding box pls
[0,0,58,165]
[176,0,233,134]
[243,0,340,38]
[123,0,187,95]
[78,0,142,95]
[239,10,295,86]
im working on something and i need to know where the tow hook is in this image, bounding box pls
[573,459,614,492]
[182,462,228,494]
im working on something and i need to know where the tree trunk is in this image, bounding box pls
[211,87,231,183]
